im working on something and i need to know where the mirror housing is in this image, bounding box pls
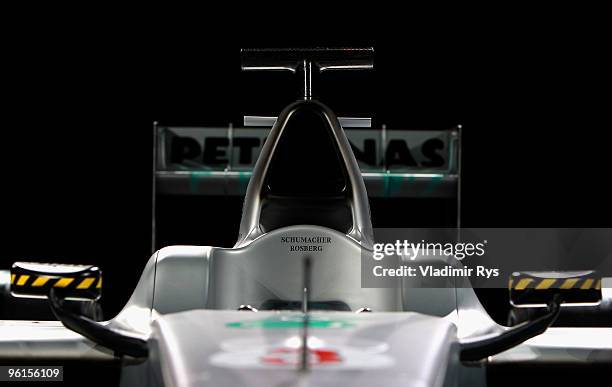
[509,270,602,307]
[11,262,102,301]
[9,262,144,356]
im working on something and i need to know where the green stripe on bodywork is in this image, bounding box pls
[190,171,213,194]
[238,171,252,194]
[422,174,443,196]
[226,315,354,329]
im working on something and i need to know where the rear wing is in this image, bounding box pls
[153,123,461,199]
[152,122,461,252]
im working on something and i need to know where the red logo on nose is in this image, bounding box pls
[261,347,342,366]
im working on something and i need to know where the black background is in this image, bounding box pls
[2,18,611,319]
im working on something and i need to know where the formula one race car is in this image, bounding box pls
[0,48,610,387]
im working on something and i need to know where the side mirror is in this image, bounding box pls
[461,270,603,361]
[11,262,102,301]
[10,261,147,357]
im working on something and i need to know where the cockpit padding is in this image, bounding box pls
[260,196,352,233]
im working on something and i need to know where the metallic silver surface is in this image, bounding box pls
[208,226,401,312]
[151,310,458,387]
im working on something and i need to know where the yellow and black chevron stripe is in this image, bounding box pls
[509,271,602,306]
[10,262,102,300]
[509,277,602,291]
[11,273,102,289]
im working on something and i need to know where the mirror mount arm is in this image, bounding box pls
[48,288,148,358]
[460,294,562,362]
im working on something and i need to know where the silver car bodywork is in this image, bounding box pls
[1,99,610,386]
